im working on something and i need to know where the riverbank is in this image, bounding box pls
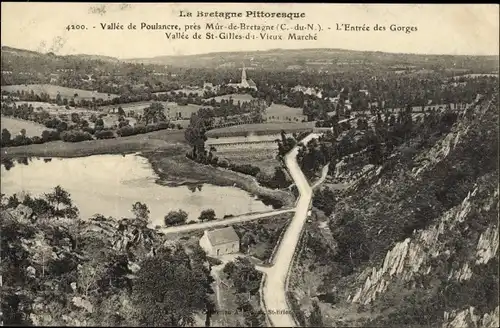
[1,130,295,208]
[0,129,187,158]
[143,150,295,208]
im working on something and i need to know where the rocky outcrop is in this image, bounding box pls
[443,306,499,328]
[476,226,499,265]
[349,183,498,306]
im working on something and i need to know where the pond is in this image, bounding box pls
[1,154,272,226]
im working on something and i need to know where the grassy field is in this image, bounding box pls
[1,84,118,100]
[100,101,205,119]
[206,93,255,103]
[1,116,49,137]
[11,101,137,129]
[266,103,304,117]
[0,129,187,158]
[216,148,281,176]
[14,101,82,112]
[206,122,315,138]
[17,101,98,116]
[153,89,205,97]
[170,88,205,96]
[146,150,295,207]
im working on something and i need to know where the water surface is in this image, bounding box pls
[1,154,272,226]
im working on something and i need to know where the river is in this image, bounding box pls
[0,154,272,226]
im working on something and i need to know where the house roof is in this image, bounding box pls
[205,226,239,246]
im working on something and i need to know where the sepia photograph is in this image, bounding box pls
[0,2,499,327]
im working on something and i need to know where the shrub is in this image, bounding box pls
[156,121,170,130]
[118,120,129,128]
[82,127,95,135]
[94,130,115,139]
[44,118,60,129]
[164,210,188,226]
[30,136,44,144]
[134,124,147,134]
[60,130,93,142]
[11,135,32,147]
[117,125,135,137]
[230,164,261,177]
[41,130,60,142]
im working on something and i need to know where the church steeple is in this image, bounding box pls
[241,63,247,84]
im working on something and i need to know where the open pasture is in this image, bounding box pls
[206,93,256,103]
[101,101,205,119]
[1,116,49,137]
[1,84,118,100]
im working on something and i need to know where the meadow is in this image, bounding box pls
[1,84,119,100]
[265,103,304,117]
[206,93,255,103]
[215,148,281,176]
[1,129,187,158]
[1,116,50,137]
[100,101,206,119]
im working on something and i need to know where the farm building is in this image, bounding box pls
[292,85,323,98]
[205,122,314,150]
[199,227,240,257]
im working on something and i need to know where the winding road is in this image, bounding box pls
[158,132,328,327]
[158,208,294,235]
[261,133,323,327]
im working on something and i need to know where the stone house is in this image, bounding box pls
[199,226,240,257]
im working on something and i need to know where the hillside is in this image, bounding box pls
[1,46,119,62]
[125,48,499,71]
[2,45,498,73]
[289,91,499,326]
[1,194,216,326]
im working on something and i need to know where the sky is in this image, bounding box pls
[1,3,499,58]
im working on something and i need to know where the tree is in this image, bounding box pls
[7,194,20,208]
[132,202,150,224]
[143,102,167,124]
[222,261,236,276]
[95,118,105,129]
[308,300,324,326]
[22,194,52,217]
[164,210,188,226]
[78,260,106,296]
[228,257,262,295]
[198,209,216,222]
[44,185,77,218]
[20,128,26,137]
[132,248,211,327]
[330,211,370,267]
[240,232,257,253]
[31,232,53,277]
[71,113,80,124]
[244,308,266,327]
[2,128,12,146]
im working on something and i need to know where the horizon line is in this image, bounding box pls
[2,44,499,60]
